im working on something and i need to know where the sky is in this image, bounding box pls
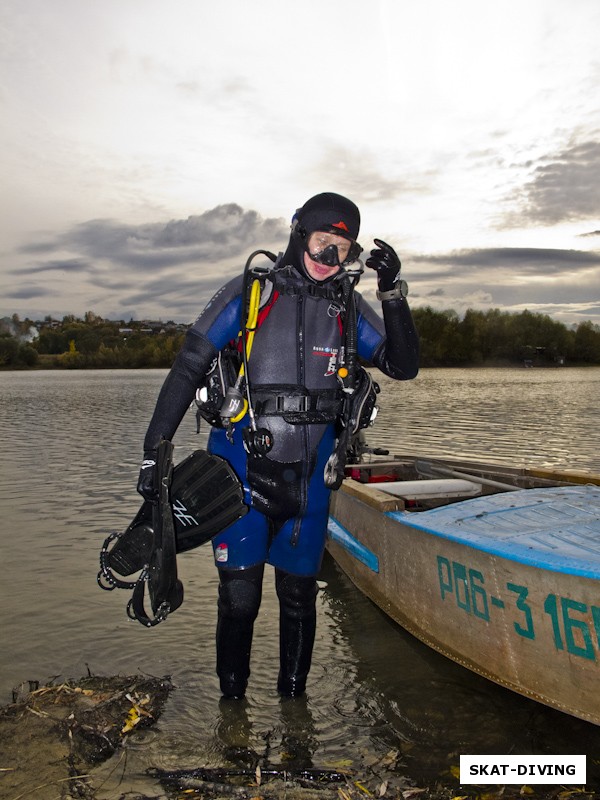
[1,0,599,327]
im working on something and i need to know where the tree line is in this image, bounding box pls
[1,308,600,369]
[413,308,600,366]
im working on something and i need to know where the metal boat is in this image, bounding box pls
[327,455,600,725]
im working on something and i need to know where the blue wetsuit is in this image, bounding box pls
[142,204,419,697]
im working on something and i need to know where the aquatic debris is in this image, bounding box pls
[149,765,351,787]
[0,674,172,799]
[121,691,153,733]
[149,765,355,799]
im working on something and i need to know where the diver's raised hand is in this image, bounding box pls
[365,239,401,292]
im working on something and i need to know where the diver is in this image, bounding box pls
[137,192,419,699]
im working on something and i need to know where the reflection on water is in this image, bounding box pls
[1,367,599,795]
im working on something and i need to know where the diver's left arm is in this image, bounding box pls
[356,239,419,380]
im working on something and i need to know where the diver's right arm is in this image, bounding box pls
[137,275,243,499]
[142,330,219,451]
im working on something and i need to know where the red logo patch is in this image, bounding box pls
[215,543,228,563]
[332,220,349,232]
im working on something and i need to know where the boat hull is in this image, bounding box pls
[328,480,600,726]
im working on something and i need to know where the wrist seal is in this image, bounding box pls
[377,279,408,301]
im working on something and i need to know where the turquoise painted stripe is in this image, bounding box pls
[327,517,379,573]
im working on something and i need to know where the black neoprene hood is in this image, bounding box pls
[296,192,361,240]
[282,192,362,278]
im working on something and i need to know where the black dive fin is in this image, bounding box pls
[98,445,249,625]
[127,439,184,627]
[170,449,248,553]
[105,449,248,577]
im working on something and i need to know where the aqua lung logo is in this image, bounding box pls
[312,345,338,376]
[172,499,199,527]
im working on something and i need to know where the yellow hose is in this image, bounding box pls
[230,279,261,423]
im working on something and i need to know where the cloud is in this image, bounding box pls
[5,285,56,300]
[19,204,289,271]
[306,144,434,204]
[404,245,600,326]
[7,204,290,321]
[413,247,600,276]
[7,214,600,326]
[15,258,91,276]
[508,138,600,225]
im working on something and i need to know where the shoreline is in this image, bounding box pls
[1,675,595,800]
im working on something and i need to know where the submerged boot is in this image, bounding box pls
[275,570,318,697]
[216,565,264,699]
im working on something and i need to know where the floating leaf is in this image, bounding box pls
[121,706,141,733]
[449,765,461,779]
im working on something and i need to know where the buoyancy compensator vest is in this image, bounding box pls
[194,249,380,488]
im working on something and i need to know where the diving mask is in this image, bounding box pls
[307,230,363,267]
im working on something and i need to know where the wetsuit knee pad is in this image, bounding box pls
[275,571,318,618]
[218,567,263,622]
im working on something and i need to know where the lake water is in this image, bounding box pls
[1,367,599,796]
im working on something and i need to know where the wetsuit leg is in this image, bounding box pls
[275,569,318,697]
[217,564,265,698]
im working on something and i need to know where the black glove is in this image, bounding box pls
[365,239,401,292]
[137,449,158,501]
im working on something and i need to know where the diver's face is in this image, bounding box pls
[303,231,352,281]
[303,251,341,282]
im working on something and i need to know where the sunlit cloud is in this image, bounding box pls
[505,138,600,225]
